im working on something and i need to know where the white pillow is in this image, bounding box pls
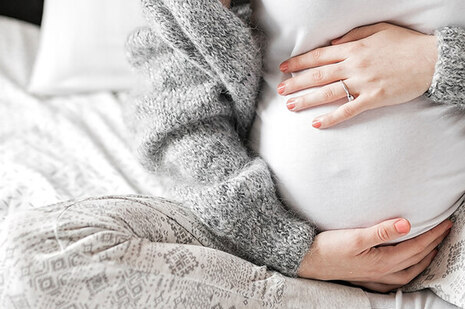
[28,0,145,95]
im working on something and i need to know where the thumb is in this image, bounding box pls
[331,23,389,45]
[359,218,411,251]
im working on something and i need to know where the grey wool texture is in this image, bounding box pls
[125,0,465,277]
[125,0,316,277]
[426,26,465,110]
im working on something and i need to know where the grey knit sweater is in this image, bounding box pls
[125,0,465,277]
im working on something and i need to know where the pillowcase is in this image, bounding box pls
[28,0,145,95]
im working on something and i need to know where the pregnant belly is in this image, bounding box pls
[249,83,465,243]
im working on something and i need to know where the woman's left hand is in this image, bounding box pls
[277,22,438,129]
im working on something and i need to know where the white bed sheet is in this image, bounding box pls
[0,16,163,223]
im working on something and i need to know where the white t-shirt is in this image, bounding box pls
[248,0,465,242]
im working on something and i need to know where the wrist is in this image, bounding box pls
[297,249,315,278]
[424,34,439,91]
[425,26,465,106]
[296,235,325,280]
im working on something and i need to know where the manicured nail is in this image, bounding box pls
[312,119,322,129]
[394,219,410,234]
[287,99,296,111]
[277,83,286,95]
[280,61,289,72]
[447,221,454,229]
[331,37,342,44]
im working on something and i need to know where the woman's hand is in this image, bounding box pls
[277,23,438,129]
[220,0,231,8]
[297,218,453,293]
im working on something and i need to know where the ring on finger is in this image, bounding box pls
[340,79,355,102]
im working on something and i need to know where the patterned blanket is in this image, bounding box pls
[1,193,464,308]
[402,200,465,306]
[0,196,370,308]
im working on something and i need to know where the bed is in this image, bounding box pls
[0,6,464,309]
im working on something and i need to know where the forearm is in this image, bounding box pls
[146,0,262,136]
[425,26,465,109]
[126,0,316,276]
[127,42,316,276]
[163,120,316,276]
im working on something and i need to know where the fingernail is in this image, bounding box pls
[280,61,289,72]
[277,83,286,95]
[394,219,410,234]
[287,98,297,111]
[312,119,322,128]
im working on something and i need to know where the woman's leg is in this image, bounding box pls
[0,195,370,308]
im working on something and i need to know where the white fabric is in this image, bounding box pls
[365,289,459,309]
[249,0,465,243]
[28,0,145,95]
[0,16,164,224]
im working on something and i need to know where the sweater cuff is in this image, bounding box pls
[170,156,317,277]
[424,26,465,109]
[276,220,316,277]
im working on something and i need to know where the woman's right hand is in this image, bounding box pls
[297,218,453,293]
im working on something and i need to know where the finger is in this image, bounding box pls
[279,45,348,73]
[392,219,453,262]
[331,22,391,45]
[311,95,368,129]
[286,81,348,112]
[277,63,346,96]
[390,228,450,273]
[353,218,411,252]
[220,0,231,7]
[377,249,437,286]
[348,281,400,294]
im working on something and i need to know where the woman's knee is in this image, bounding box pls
[0,196,205,260]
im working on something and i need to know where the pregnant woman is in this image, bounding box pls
[246,0,465,305]
[124,0,465,307]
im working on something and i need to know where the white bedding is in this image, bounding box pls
[0,16,163,223]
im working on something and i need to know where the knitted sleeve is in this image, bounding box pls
[425,26,465,109]
[125,0,316,277]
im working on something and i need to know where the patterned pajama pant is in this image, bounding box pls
[0,195,370,309]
